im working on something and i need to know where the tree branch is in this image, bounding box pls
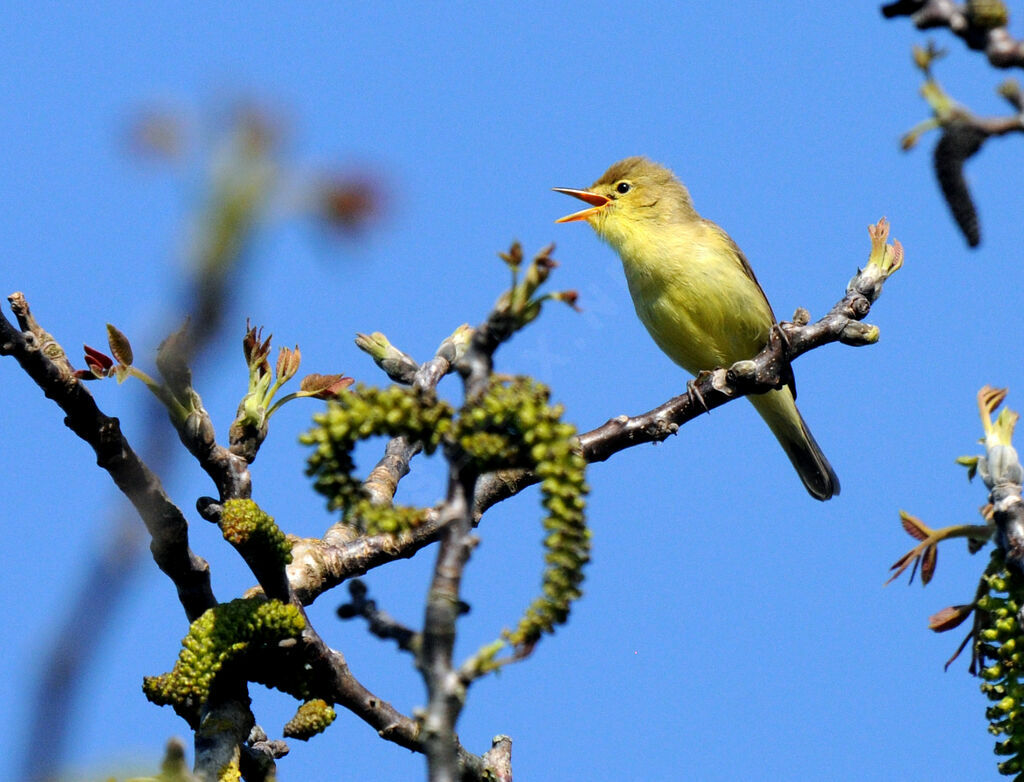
[418,466,478,782]
[264,230,899,780]
[415,271,530,781]
[337,579,420,653]
[882,0,1024,68]
[0,293,217,621]
[475,232,901,514]
[289,228,902,604]
[193,689,253,782]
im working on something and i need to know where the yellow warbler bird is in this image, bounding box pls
[554,156,838,500]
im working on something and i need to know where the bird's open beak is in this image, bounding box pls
[552,187,610,223]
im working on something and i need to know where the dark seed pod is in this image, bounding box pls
[933,121,988,247]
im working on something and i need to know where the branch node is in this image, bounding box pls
[197,496,223,522]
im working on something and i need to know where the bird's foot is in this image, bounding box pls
[768,322,797,395]
[769,322,791,356]
[686,371,714,414]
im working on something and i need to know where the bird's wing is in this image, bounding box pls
[703,220,776,323]
[704,219,799,400]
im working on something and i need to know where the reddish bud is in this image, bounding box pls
[535,242,556,263]
[929,604,975,633]
[498,242,524,268]
[243,319,272,376]
[899,510,931,541]
[553,290,581,311]
[536,257,557,272]
[921,544,938,585]
[83,344,113,378]
[276,345,302,383]
[300,373,354,399]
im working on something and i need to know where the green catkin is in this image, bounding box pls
[302,376,590,662]
[977,550,1024,776]
[283,698,337,740]
[302,384,453,534]
[454,378,590,651]
[143,599,305,723]
[219,498,292,566]
[966,0,1009,29]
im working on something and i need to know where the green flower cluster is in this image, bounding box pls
[977,550,1024,776]
[302,375,590,653]
[218,498,292,567]
[457,378,590,651]
[143,598,305,723]
[283,698,337,740]
[302,384,453,534]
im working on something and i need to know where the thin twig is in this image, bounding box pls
[337,580,420,653]
[0,294,217,620]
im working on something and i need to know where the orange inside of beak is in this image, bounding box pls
[552,187,610,223]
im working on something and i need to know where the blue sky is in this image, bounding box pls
[3,4,1023,780]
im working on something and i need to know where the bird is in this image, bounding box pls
[553,156,839,500]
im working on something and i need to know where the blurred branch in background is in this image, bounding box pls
[897,42,1023,247]
[21,100,383,782]
[883,4,1024,247]
[881,0,1024,68]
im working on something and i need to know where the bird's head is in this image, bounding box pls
[553,157,697,248]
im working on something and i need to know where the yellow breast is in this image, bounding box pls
[601,217,774,375]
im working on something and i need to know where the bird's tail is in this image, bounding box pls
[749,387,839,501]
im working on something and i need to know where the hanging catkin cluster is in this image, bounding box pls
[302,377,590,651]
[302,383,454,534]
[143,598,305,724]
[454,378,590,649]
[933,121,986,247]
[977,549,1024,777]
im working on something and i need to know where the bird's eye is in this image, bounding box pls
[616,182,631,194]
